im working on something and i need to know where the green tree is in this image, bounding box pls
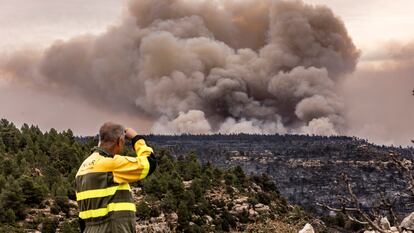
[177,202,191,231]
[167,173,184,196]
[43,166,60,190]
[0,178,26,220]
[178,153,201,181]
[0,121,21,153]
[1,159,19,178]
[18,176,45,206]
[63,129,75,145]
[142,174,167,198]
[190,178,204,201]
[224,172,237,186]
[21,148,35,163]
[160,191,177,213]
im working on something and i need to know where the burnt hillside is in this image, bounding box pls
[138,134,414,216]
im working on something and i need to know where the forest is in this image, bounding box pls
[0,119,91,232]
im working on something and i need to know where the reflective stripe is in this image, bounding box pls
[79,202,136,219]
[76,183,131,201]
[138,156,150,180]
[78,190,133,211]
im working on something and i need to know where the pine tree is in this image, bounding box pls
[18,175,45,206]
[0,178,26,220]
[177,202,191,231]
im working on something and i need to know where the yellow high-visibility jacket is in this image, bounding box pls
[75,136,156,233]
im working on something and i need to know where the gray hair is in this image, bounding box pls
[99,122,125,144]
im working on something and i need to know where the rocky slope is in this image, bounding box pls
[143,135,414,216]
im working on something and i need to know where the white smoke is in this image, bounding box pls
[1,0,359,136]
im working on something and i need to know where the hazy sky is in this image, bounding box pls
[1,0,414,54]
[0,0,413,144]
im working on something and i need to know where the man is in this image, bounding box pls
[75,122,157,233]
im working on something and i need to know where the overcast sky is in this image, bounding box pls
[0,0,413,143]
[1,0,414,54]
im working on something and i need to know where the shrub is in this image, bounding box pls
[41,217,59,233]
[50,205,61,215]
[56,196,70,211]
[3,209,16,223]
[136,202,151,220]
[61,220,80,233]
[256,192,271,205]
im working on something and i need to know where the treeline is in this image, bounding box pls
[138,134,414,162]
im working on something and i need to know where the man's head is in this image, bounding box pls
[98,122,125,155]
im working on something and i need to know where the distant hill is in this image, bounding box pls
[131,134,414,216]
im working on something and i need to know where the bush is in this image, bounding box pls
[248,197,259,206]
[41,217,59,233]
[220,218,230,232]
[54,196,70,215]
[257,192,271,205]
[3,209,16,223]
[136,202,151,220]
[222,210,237,229]
[160,192,177,213]
[253,174,279,193]
[61,220,80,233]
[238,210,250,224]
[224,173,237,186]
[190,178,204,201]
[150,207,160,218]
[178,153,202,180]
[0,224,24,233]
[50,205,61,215]
[177,202,191,230]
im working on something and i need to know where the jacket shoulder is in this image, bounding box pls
[76,153,111,176]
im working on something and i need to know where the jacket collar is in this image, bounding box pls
[91,146,113,157]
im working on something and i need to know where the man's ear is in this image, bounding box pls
[117,138,122,147]
[118,137,125,147]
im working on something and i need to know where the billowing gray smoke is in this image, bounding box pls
[2,0,359,135]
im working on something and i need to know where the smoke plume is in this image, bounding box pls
[1,0,360,135]
[343,40,414,145]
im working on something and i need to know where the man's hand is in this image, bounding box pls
[124,128,138,140]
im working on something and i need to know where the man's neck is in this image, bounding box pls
[98,143,116,155]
